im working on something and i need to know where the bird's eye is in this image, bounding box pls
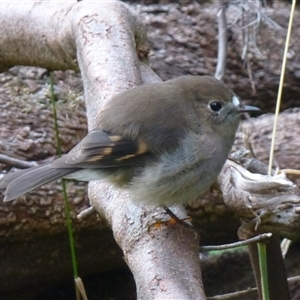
[209,102,223,112]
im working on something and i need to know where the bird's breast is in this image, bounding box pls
[130,131,231,206]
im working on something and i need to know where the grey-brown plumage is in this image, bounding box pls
[0,75,259,204]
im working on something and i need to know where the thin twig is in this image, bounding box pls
[200,233,272,252]
[207,287,258,300]
[0,154,38,169]
[215,0,228,81]
[207,275,300,300]
[77,206,96,220]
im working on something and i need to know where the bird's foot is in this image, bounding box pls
[148,205,193,231]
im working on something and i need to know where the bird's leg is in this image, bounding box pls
[162,205,192,224]
[149,205,192,231]
[162,205,183,223]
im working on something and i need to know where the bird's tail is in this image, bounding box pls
[0,164,77,202]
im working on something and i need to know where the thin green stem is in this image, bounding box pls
[257,243,269,300]
[49,72,62,157]
[49,72,78,278]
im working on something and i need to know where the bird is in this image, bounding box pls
[0,75,259,205]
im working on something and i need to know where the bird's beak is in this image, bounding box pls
[237,105,261,113]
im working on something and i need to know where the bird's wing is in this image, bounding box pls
[51,128,149,169]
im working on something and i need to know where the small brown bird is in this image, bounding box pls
[1,75,259,205]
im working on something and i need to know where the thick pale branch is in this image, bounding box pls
[72,2,205,298]
[0,2,78,71]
